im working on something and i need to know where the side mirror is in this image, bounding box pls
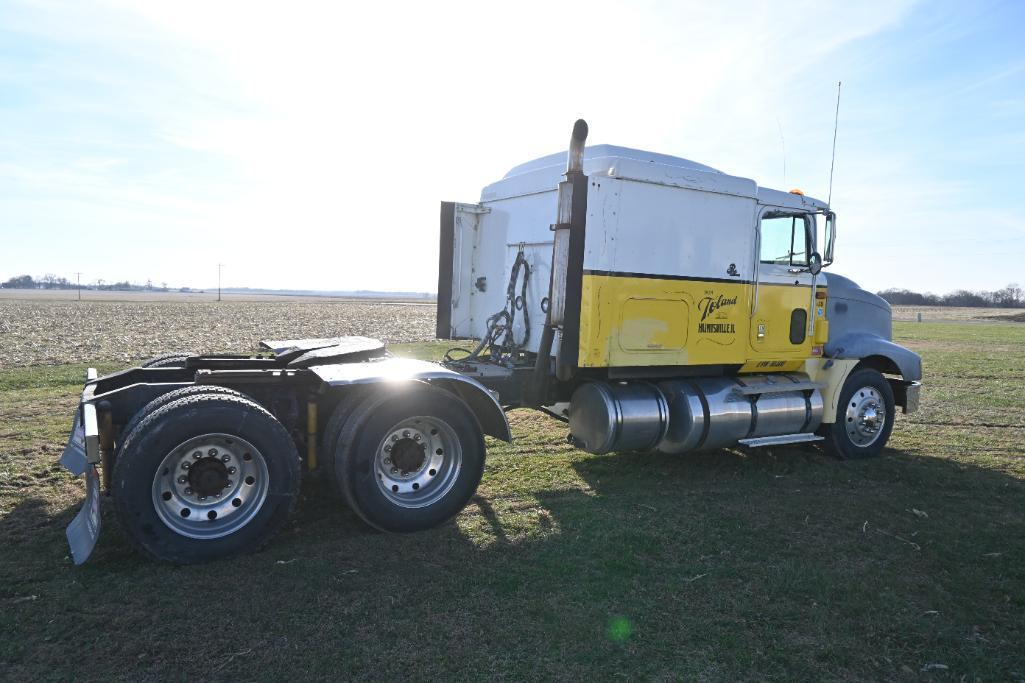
[823,212,836,265]
[808,251,823,276]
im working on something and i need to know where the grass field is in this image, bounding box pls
[1,305,1023,680]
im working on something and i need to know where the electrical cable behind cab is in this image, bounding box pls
[445,246,530,364]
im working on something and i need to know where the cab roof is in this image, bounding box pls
[483,144,827,212]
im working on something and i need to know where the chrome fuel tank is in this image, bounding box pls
[567,382,668,453]
[568,374,823,455]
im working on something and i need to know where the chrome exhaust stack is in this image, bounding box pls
[529,119,589,404]
[566,118,588,175]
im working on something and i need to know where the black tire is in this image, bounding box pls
[319,388,369,498]
[820,367,895,460]
[140,352,193,369]
[117,385,248,452]
[333,384,485,533]
[113,393,301,564]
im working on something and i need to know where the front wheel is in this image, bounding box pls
[820,367,895,460]
[333,385,485,533]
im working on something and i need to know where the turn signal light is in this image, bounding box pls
[815,290,827,300]
[811,345,824,356]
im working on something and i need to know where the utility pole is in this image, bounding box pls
[75,272,82,301]
[217,263,224,302]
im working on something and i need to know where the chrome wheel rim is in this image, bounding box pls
[374,416,462,508]
[845,386,886,447]
[151,433,269,539]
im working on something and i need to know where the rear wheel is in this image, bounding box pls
[333,385,485,533]
[821,368,895,459]
[140,352,193,369]
[319,388,369,499]
[118,385,247,451]
[113,393,300,563]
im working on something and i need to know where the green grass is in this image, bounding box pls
[2,324,1024,680]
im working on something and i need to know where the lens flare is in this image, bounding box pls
[607,616,633,642]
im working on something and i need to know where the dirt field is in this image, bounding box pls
[891,305,1022,322]
[0,295,435,368]
[1,300,1023,680]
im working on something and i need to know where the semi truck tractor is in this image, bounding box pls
[59,120,921,564]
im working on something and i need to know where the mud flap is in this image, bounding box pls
[60,403,101,564]
[65,465,101,565]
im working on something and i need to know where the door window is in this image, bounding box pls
[760,214,810,266]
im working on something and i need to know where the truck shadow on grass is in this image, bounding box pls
[3,443,1024,680]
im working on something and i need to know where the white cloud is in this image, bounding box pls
[15,0,1023,296]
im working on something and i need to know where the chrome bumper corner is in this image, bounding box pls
[903,381,922,414]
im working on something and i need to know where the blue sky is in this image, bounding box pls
[1,0,1022,293]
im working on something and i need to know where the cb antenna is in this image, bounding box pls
[776,117,787,187]
[826,80,841,209]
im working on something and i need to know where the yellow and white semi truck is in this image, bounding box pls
[438,119,921,459]
[59,120,920,564]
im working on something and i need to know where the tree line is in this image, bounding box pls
[878,283,1023,308]
[0,274,180,292]
[4,272,1022,308]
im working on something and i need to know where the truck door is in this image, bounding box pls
[747,209,815,358]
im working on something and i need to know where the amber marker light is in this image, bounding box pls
[789,188,804,195]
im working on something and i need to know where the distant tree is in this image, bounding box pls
[993,283,1023,308]
[1,274,35,289]
[877,289,939,306]
[941,290,989,307]
[879,285,1023,309]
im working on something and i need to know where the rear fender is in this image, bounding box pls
[309,358,511,442]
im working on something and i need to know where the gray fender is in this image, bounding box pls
[309,358,511,442]
[825,333,922,381]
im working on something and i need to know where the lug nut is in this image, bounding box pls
[402,431,410,438]
[184,487,193,495]
[413,434,421,441]
[383,458,391,465]
[181,462,190,470]
[177,476,187,484]
[228,466,237,474]
[193,451,202,459]
[221,455,230,463]
[199,496,207,501]
[226,480,233,487]
[390,467,398,474]
[384,445,392,453]
[208,448,218,457]
[391,435,398,442]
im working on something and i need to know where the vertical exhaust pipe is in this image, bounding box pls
[529,119,588,405]
[566,119,588,175]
